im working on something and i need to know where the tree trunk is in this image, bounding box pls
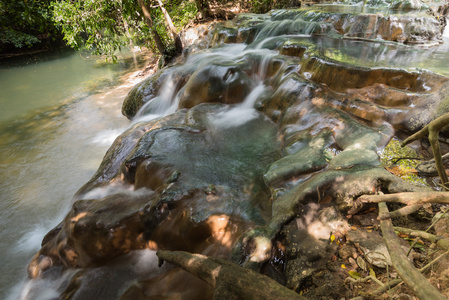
[155,0,183,54]
[137,0,166,55]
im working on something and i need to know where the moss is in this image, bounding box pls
[379,138,428,186]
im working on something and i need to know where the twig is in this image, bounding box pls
[392,157,424,164]
[395,227,449,251]
[378,202,446,300]
[372,278,403,295]
[349,192,449,217]
[372,250,449,296]
[345,275,384,287]
[405,205,449,256]
[419,249,449,273]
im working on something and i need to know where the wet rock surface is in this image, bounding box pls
[26,2,449,299]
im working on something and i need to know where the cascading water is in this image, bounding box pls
[0,51,154,300]
[6,3,449,299]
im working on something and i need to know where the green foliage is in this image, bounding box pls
[0,29,40,49]
[249,0,299,14]
[380,138,418,168]
[51,0,148,60]
[169,1,198,30]
[0,0,59,51]
[51,0,199,60]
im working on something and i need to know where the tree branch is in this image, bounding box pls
[378,202,446,300]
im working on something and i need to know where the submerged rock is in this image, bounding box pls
[29,103,279,281]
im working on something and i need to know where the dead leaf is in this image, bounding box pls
[348,270,362,280]
[385,166,418,176]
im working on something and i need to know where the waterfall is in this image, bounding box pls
[11,3,449,299]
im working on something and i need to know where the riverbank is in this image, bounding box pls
[0,49,160,300]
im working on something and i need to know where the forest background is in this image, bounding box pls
[0,0,291,60]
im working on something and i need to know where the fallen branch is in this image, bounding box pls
[349,192,449,216]
[402,112,449,186]
[386,204,422,219]
[372,249,449,296]
[378,202,446,300]
[394,227,449,251]
[156,250,307,300]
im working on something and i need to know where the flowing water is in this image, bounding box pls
[0,50,153,299]
[3,5,449,300]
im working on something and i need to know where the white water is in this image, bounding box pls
[208,83,266,129]
[133,43,279,125]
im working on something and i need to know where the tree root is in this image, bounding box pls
[349,192,449,216]
[378,202,446,300]
[402,112,449,187]
[156,250,307,300]
[416,153,449,177]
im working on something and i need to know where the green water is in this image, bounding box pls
[0,50,151,300]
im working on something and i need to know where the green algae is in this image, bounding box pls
[379,138,428,186]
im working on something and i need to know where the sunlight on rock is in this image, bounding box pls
[206,215,236,248]
[71,212,88,223]
[211,266,222,284]
[249,236,272,263]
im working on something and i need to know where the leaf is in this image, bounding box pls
[385,166,418,176]
[356,256,367,271]
[348,271,362,279]
[341,264,347,269]
[330,234,336,243]
[369,268,376,278]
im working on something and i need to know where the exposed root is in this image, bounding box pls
[156,250,307,299]
[402,112,449,187]
[349,192,449,216]
[416,153,449,177]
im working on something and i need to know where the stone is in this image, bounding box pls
[347,228,392,268]
[178,64,253,108]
